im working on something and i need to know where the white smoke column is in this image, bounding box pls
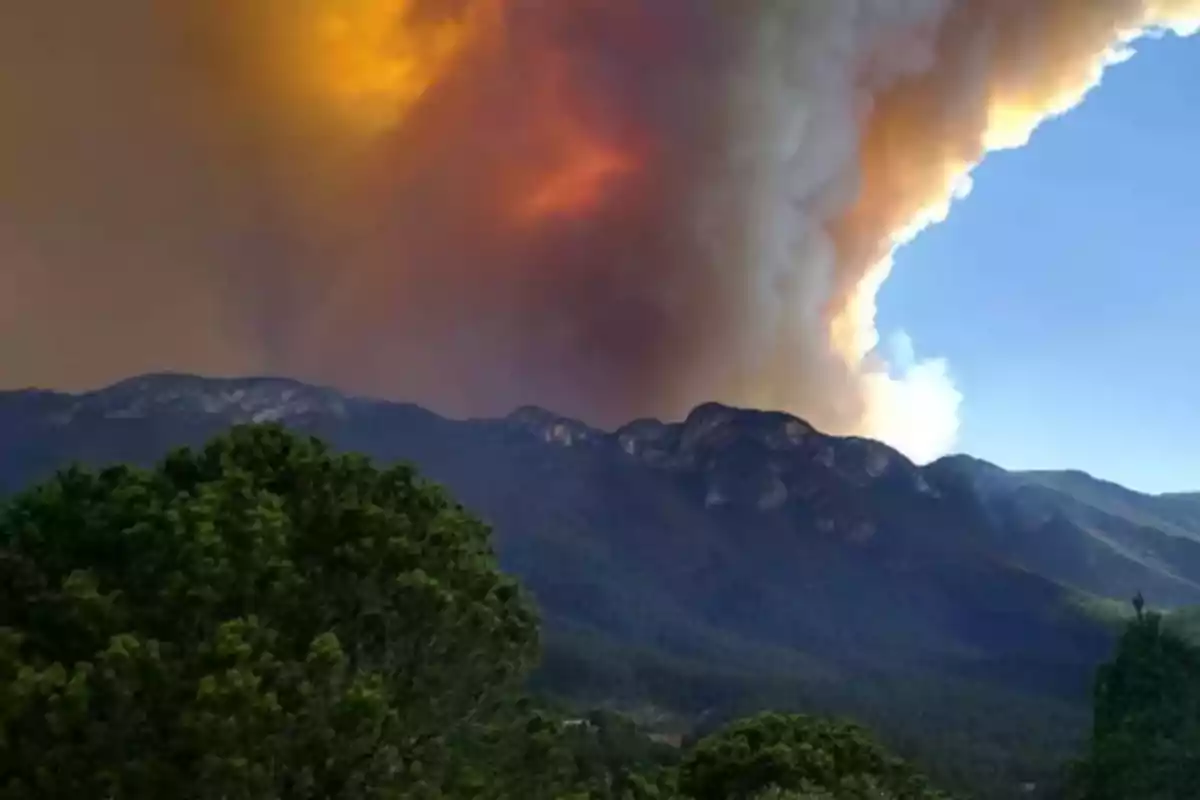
[711,0,1200,462]
[865,331,962,464]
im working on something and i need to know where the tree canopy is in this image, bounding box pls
[0,424,537,798]
[1070,606,1200,799]
[678,713,948,800]
[0,423,963,800]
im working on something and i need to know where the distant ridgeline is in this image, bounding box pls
[3,373,1200,798]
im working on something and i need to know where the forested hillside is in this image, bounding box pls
[2,375,1200,797]
[3,424,1197,798]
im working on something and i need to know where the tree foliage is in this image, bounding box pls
[0,424,537,798]
[750,782,898,800]
[1070,607,1200,799]
[0,423,962,800]
[678,713,949,800]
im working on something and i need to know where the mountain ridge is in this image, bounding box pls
[3,373,1198,610]
[8,372,1199,796]
[4,375,1200,684]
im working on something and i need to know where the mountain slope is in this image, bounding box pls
[928,456,1200,607]
[0,375,1119,683]
[5,373,1176,798]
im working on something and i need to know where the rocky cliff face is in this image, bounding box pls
[507,400,937,530]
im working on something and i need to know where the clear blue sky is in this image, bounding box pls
[878,32,1200,495]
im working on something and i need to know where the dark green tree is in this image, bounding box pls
[1070,605,1200,799]
[750,782,899,799]
[677,712,948,800]
[0,424,538,799]
[435,700,684,800]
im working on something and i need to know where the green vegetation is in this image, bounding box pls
[1068,606,1200,799]
[678,713,947,800]
[0,424,538,798]
[1163,605,1200,645]
[537,623,1097,800]
[1,424,1197,798]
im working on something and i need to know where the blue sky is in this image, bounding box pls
[878,31,1200,495]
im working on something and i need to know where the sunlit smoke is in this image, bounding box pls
[2,0,1198,462]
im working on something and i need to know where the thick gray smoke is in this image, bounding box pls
[1,0,1196,461]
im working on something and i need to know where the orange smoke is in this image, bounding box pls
[513,54,638,223]
[304,0,478,133]
[516,134,635,223]
[1,1,1198,459]
[217,0,494,139]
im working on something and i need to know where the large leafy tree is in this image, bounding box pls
[678,713,948,800]
[1070,605,1200,799]
[0,424,538,798]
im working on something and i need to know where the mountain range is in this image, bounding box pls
[2,373,1197,794]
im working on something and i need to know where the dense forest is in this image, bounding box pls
[1,425,1197,798]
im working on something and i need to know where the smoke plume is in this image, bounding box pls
[2,1,1197,460]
